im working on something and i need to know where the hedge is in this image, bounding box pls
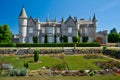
[16,43,75,47]
[77,43,100,47]
[0,43,100,47]
[0,43,16,47]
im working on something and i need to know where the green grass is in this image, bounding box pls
[0,55,110,70]
[0,75,120,80]
[65,55,110,70]
[0,55,119,80]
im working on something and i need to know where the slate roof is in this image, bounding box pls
[19,7,27,18]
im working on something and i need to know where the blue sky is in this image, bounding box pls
[0,0,120,34]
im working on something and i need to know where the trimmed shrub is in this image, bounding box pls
[72,36,78,43]
[23,62,29,69]
[77,43,100,47]
[44,34,48,43]
[34,51,39,62]
[83,37,88,42]
[103,46,107,50]
[0,43,16,47]
[33,36,38,43]
[0,43,100,47]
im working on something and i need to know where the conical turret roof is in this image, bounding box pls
[92,13,96,21]
[19,7,27,18]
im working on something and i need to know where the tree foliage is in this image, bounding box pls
[44,34,48,43]
[33,36,38,43]
[34,51,39,62]
[72,36,80,43]
[63,36,68,43]
[110,28,117,34]
[108,28,120,43]
[72,36,78,43]
[0,24,12,43]
[108,33,120,43]
[23,61,29,69]
[54,34,56,43]
[83,37,88,42]
[60,36,63,43]
[60,35,68,43]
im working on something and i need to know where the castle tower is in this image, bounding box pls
[88,13,97,42]
[92,13,97,26]
[18,7,28,43]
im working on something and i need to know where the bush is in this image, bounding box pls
[23,62,29,69]
[0,43,16,47]
[77,43,100,47]
[20,68,27,76]
[10,68,27,76]
[34,51,39,62]
[0,43,100,47]
[10,69,20,76]
[103,46,107,50]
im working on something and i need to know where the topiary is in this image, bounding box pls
[23,61,29,69]
[34,50,39,62]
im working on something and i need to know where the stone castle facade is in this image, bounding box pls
[18,7,107,44]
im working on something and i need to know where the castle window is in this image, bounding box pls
[29,37,33,43]
[29,28,33,33]
[56,28,60,33]
[68,37,72,43]
[85,27,87,34]
[48,27,54,33]
[68,27,72,33]
[57,37,60,43]
[48,37,53,43]
[42,37,44,43]
[41,27,45,33]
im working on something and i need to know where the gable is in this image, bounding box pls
[64,17,76,26]
[28,18,36,27]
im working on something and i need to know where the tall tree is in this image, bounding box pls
[72,36,78,43]
[44,34,48,43]
[54,34,56,43]
[0,24,12,43]
[110,28,117,34]
[108,33,120,43]
[63,36,68,43]
[108,28,120,43]
[33,36,38,43]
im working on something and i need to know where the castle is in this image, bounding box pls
[18,7,107,44]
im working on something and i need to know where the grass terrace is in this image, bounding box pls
[0,54,110,70]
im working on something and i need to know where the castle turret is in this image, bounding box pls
[92,13,97,26]
[18,7,28,43]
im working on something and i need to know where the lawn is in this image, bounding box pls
[0,54,120,80]
[0,54,110,70]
